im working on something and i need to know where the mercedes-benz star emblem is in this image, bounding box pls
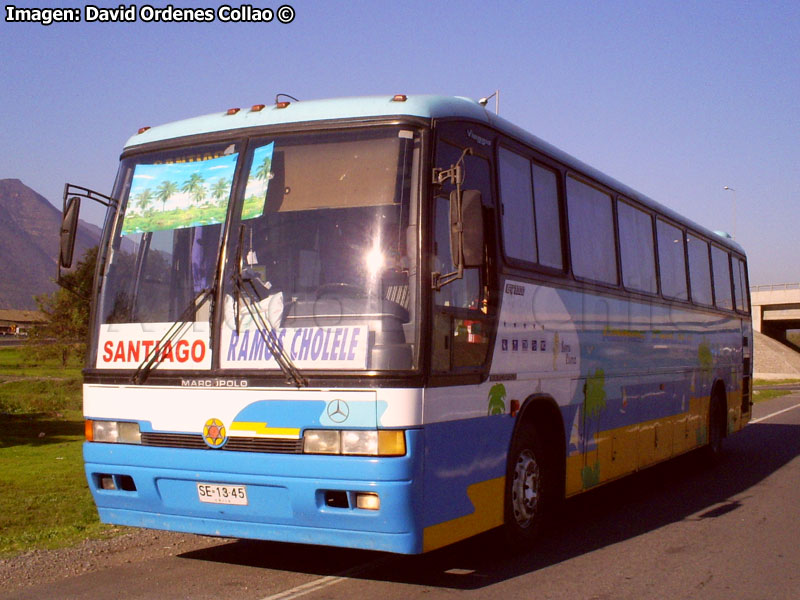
[326,399,350,424]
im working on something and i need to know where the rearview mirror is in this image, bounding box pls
[459,189,484,267]
[59,196,81,269]
[435,188,485,291]
[449,189,484,268]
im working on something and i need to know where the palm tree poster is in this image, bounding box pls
[242,142,274,220]
[121,152,238,235]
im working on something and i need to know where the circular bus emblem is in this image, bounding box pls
[326,399,350,424]
[203,418,227,448]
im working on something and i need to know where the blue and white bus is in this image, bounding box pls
[60,94,752,554]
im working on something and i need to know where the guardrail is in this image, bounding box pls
[750,283,800,292]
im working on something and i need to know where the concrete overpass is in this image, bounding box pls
[751,283,800,343]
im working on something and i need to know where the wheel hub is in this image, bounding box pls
[511,449,540,527]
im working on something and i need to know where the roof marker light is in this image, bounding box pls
[250,104,266,112]
[276,101,290,109]
[226,108,241,115]
[137,126,151,134]
[392,94,408,102]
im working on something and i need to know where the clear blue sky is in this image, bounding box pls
[2,0,798,285]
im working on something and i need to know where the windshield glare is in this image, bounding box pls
[95,127,420,373]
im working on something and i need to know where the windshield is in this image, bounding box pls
[222,127,420,372]
[93,127,420,374]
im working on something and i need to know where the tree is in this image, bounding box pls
[29,246,98,367]
[134,188,154,215]
[182,173,206,206]
[255,154,272,182]
[210,177,230,205]
[156,180,178,212]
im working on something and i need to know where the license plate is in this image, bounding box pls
[196,483,248,505]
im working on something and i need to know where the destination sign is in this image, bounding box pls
[220,325,368,370]
[96,323,211,370]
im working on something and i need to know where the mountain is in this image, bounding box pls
[0,179,100,310]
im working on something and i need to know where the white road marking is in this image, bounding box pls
[751,402,800,424]
[259,556,391,600]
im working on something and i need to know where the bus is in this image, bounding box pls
[59,94,752,555]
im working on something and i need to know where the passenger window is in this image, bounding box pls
[617,200,657,294]
[498,147,537,263]
[497,148,564,271]
[532,163,563,269]
[711,246,733,310]
[566,176,617,285]
[734,258,749,312]
[687,234,712,306]
[656,219,688,300]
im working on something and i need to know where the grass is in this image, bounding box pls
[0,379,83,414]
[0,411,117,556]
[0,346,120,557]
[752,378,800,402]
[749,379,800,403]
[0,345,83,414]
[753,378,800,386]
[752,388,793,402]
[0,345,84,379]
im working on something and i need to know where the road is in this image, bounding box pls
[5,394,800,600]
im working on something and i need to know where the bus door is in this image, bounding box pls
[429,125,497,377]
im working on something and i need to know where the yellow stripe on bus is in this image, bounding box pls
[564,393,743,496]
[229,421,301,438]
[422,476,505,553]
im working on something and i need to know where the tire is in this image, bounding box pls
[503,426,551,548]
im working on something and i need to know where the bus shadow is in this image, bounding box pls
[179,421,800,590]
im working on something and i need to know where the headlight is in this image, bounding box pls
[86,420,142,444]
[303,430,405,456]
[341,430,378,455]
[303,429,340,454]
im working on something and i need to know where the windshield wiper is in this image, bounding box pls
[232,226,308,387]
[131,287,213,385]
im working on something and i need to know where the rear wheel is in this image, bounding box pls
[503,427,551,547]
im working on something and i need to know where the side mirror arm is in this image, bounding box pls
[57,183,116,288]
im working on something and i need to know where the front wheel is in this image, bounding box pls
[503,428,551,548]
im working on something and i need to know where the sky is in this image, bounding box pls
[1,0,798,285]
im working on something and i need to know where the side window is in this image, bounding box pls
[566,176,617,285]
[686,235,711,306]
[733,258,749,312]
[532,163,563,270]
[497,148,564,271]
[711,246,733,310]
[656,219,688,300]
[498,147,536,263]
[687,234,712,306]
[617,200,657,294]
